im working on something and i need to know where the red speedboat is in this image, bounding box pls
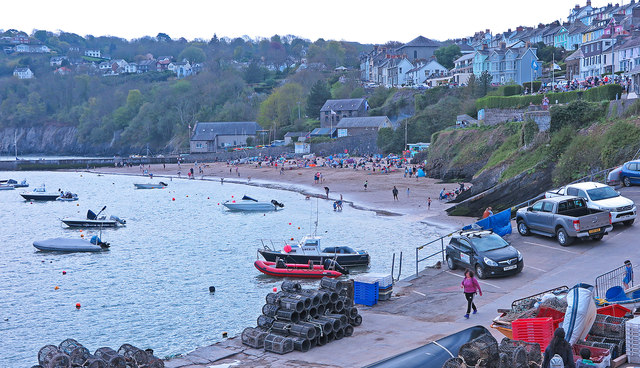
[254,260,342,278]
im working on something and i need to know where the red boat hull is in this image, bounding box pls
[254,260,342,278]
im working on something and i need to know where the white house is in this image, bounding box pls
[123,63,138,74]
[405,59,448,85]
[13,67,34,79]
[85,49,101,58]
[50,56,67,67]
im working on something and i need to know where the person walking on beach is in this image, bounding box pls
[427,197,432,210]
[461,270,482,319]
[392,186,399,200]
[406,187,410,197]
[364,180,368,191]
[324,186,330,199]
[542,328,575,368]
[624,260,634,289]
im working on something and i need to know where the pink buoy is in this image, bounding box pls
[284,245,292,253]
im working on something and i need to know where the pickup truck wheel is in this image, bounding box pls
[446,256,456,270]
[475,264,486,279]
[517,220,530,236]
[624,219,635,226]
[623,177,632,187]
[556,228,574,247]
[591,235,604,241]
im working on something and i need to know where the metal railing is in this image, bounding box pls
[595,262,634,300]
[415,232,457,277]
[391,252,403,282]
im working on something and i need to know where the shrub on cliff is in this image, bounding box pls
[549,100,605,132]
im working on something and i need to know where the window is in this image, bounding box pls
[542,202,554,212]
[458,239,472,252]
[414,51,417,59]
[532,202,544,211]
[566,187,578,196]
[577,189,587,199]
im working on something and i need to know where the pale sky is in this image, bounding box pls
[1,0,618,44]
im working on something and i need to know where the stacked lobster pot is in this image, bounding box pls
[242,277,363,354]
[32,338,164,368]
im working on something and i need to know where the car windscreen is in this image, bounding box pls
[471,235,509,252]
[587,187,619,201]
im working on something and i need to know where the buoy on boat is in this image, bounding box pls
[284,245,292,253]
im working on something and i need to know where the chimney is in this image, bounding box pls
[508,28,512,33]
[587,0,591,6]
[575,4,580,9]
[517,26,524,32]
[538,23,545,29]
[486,29,490,33]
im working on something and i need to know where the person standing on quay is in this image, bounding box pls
[624,260,634,289]
[392,186,399,201]
[461,270,482,319]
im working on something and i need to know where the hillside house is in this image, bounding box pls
[50,56,67,67]
[85,49,101,58]
[13,67,34,79]
[137,59,156,73]
[15,44,50,53]
[190,122,262,153]
[395,36,442,62]
[334,116,392,137]
[473,44,541,85]
[319,98,368,129]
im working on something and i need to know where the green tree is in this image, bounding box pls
[178,46,206,64]
[478,71,493,97]
[434,44,461,69]
[258,83,304,130]
[306,80,331,119]
[244,61,263,84]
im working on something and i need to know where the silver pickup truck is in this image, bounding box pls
[515,196,613,246]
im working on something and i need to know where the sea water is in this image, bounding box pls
[0,171,444,366]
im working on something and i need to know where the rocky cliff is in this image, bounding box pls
[0,126,100,155]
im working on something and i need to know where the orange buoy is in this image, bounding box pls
[290,237,294,240]
[55,286,59,290]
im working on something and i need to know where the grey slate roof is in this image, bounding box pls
[335,116,391,128]
[284,132,308,137]
[191,122,261,141]
[457,114,477,122]
[320,98,367,112]
[398,36,441,49]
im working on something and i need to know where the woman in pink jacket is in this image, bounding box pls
[461,269,482,318]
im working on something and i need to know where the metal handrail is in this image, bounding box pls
[415,232,457,277]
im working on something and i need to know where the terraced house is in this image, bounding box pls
[473,44,541,85]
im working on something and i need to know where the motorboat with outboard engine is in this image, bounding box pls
[258,235,370,267]
[6,179,28,188]
[20,185,61,201]
[33,236,110,252]
[223,195,284,211]
[56,191,78,201]
[0,184,15,190]
[62,206,126,228]
[134,182,168,189]
[254,259,342,278]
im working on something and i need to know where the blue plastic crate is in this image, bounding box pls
[354,281,378,306]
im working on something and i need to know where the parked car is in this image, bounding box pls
[516,196,612,246]
[607,166,622,186]
[545,182,635,225]
[620,160,640,187]
[445,230,523,279]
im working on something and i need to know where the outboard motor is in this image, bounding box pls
[271,200,285,208]
[323,259,348,274]
[109,215,126,225]
[87,210,97,220]
[159,181,168,187]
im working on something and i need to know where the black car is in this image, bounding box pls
[445,230,523,279]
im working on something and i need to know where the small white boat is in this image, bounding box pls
[62,207,126,228]
[223,196,284,211]
[33,237,110,252]
[20,185,60,201]
[134,182,168,189]
[56,192,78,201]
[0,184,15,191]
[6,179,28,188]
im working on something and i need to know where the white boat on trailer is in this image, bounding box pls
[222,195,284,211]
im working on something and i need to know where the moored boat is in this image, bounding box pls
[6,179,28,188]
[223,195,284,211]
[33,237,110,252]
[258,235,370,267]
[134,182,168,189]
[20,186,61,201]
[254,260,342,278]
[56,192,78,201]
[0,184,15,190]
[62,208,126,228]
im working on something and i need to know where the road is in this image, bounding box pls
[165,186,640,368]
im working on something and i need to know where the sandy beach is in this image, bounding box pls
[92,160,476,229]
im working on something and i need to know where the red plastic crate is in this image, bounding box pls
[512,317,554,353]
[537,307,565,331]
[597,304,631,318]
